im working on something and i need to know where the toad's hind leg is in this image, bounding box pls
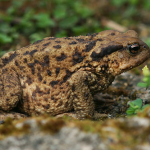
[0,70,22,111]
[63,70,106,120]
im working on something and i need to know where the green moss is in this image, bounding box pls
[38,117,65,134]
[0,118,30,140]
[0,110,149,149]
[0,115,66,139]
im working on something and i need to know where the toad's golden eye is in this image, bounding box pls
[128,44,140,55]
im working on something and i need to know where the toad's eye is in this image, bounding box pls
[128,44,140,55]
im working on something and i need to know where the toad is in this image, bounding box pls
[0,30,149,120]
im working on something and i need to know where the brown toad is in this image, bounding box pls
[0,30,149,120]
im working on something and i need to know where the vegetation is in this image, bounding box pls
[126,66,150,116]
[0,0,150,56]
[126,98,149,116]
[137,65,150,88]
[0,0,101,56]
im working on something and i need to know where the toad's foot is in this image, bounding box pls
[56,111,108,120]
[0,111,28,123]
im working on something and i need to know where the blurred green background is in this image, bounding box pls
[0,0,150,56]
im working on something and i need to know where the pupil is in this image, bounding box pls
[129,44,139,53]
[132,46,139,51]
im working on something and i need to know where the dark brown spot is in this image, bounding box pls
[56,68,60,76]
[84,92,89,98]
[44,98,48,101]
[92,33,98,37]
[6,98,9,101]
[2,51,18,66]
[34,57,49,68]
[51,96,57,103]
[57,101,63,107]
[37,67,41,72]
[53,45,61,49]
[84,41,96,52]
[72,84,75,92]
[89,33,98,40]
[65,101,69,107]
[60,69,73,84]
[85,60,89,63]
[30,49,38,57]
[33,86,43,96]
[24,49,38,57]
[37,103,41,106]
[19,66,25,70]
[26,77,32,85]
[64,37,71,40]
[111,32,115,35]
[28,63,35,74]
[73,94,78,99]
[47,89,50,94]
[2,68,8,72]
[34,59,40,64]
[43,42,51,47]
[67,94,70,100]
[11,93,14,96]
[24,58,27,63]
[23,51,29,55]
[33,39,43,44]
[43,55,50,67]
[73,48,85,65]
[84,76,88,85]
[32,90,36,97]
[15,60,19,66]
[50,81,58,87]
[76,38,85,42]
[47,70,51,76]
[43,80,46,84]
[97,39,103,41]
[69,41,77,45]
[51,96,54,100]
[32,86,50,97]
[55,41,61,43]
[43,104,50,109]
[48,37,56,40]
[41,47,45,51]
[37,72,43,82]
[91,44,123,61]
[56,53,67,61]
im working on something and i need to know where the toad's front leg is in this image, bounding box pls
[61,70,107,119]
[0,70,27,122]
[0,70,22,111]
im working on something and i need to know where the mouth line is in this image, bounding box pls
[120,54,150,72]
